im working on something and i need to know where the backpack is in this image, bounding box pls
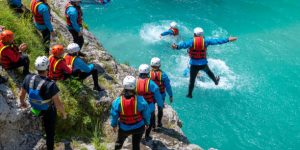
[28,75,52,110]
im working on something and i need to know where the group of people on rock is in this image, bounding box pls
[111,57,173,149]
[1,0,105,149]
[2,0,238,149]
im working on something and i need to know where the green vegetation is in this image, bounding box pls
[0,2,109,148]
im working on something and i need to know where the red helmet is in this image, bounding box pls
[51,45,65,57]
[0,30,14,43]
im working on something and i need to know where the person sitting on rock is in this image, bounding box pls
[48,45,72,80]
[0,30,30,75]
[149,57,173,128]
[19,56,67,150]
[136,64,163,141]
[64,43,104,91]
[110,75,150,150]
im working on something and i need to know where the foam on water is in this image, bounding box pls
[170,55,237,90]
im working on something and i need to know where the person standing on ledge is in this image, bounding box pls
[149,57,173,128]
[30,0,55,53]
[136,64,163,141]
[65,0,86,56]
[110,76,150,150]
[172,27,237,98]
[19,56,67,150]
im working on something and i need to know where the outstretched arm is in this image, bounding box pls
[205,36,237,46]
[172,39,193,50]
[161,30,173,36]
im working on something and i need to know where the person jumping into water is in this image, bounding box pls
[160,21,179,38]
[172,27,237,98]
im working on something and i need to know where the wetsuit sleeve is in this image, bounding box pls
[161,30,173,36]
[176,39,193,49]
[205,37,229,46]
[38,4,53,32]
[73,58,93,73]
[110,97,121,127]
[68,7,81,33]
[138,96,150,125]
[162,72,173,97]
[149,80,163,107]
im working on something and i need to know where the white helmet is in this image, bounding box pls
[67,43,80,54]
[194,27,204,36]
[35,56,49,71]
[123,75,136,90]
[150,57,161,67]
[170,21,177,28]
[138,64,150,74]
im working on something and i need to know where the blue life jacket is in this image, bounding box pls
[28,75,51,110]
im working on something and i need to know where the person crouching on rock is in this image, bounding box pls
[19,56,67,150]
[64,43,104,91]
[48,45,72,81]
[136,64,163,141]
[110,75,150,150]
[0,30,30,75]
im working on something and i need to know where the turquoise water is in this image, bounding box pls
[82,0,300,149]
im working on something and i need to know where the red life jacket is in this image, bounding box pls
[150,70,165,93]
[170,28,179,36]
[119,96,143,125]
[0,42,20,69]
[188,36,207,59]
[63,54,77,70]
[65,2,83,27]
[30,0,50,25]
[136,78,154,103]
[48,55,64,80]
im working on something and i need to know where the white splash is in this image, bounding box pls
[170,55,237,90]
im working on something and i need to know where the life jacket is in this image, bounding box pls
[48,55,64,80]
[65,2,83,27]
[150,70,165,93]
[188,36,207,59]
[136,78,154,103]
[119,96,143,125]
[0,42,20,69]
[28,75,52,110]
[30,0,50,25]
[63,54,77,70]
[170,28,179,36]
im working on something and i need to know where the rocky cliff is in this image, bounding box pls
[0,0,202,149]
